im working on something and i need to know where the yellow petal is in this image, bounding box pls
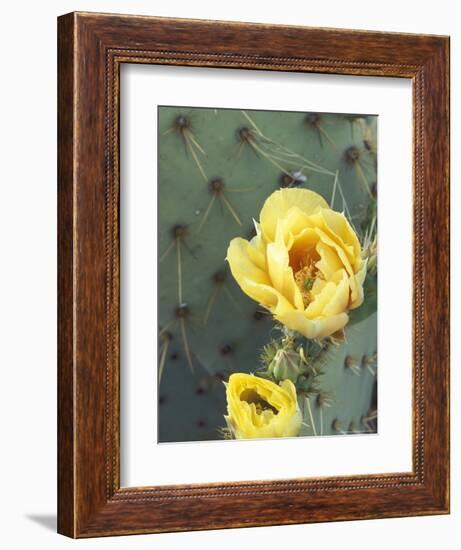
[276,309,349,340]
[312,209,362,270]
[266,229,304,310]
[349,259,367,309]
[315,240,343,279]
[305,269,349,318]
[249,223,267,268]
[226,237,270,303]
[260,188,328,242]
[306,281,337,318]
[315,227,354,277]
[320,270,350,317]
[280,379,298,402]
[237,278,295,313]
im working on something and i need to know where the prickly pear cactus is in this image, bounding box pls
[158,106,377,442]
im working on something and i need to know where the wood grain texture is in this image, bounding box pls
[57,11,450,538]
[57,12,75,537]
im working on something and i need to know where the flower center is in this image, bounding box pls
[294,260,320,307]
[240,388,279,415]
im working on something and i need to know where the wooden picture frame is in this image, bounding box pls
[57,12,450,538]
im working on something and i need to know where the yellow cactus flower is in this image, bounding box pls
[226,188,367,339]
[224,373,302,439]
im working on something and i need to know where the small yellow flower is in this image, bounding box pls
[226,188,367,339]
[225,373,302,439]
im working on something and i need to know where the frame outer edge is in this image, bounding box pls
[57,12,77,538]
[423,37,450,512]
[57,11,451,537]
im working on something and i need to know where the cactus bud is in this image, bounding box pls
[260,341,278,369]
[269,349,301,383]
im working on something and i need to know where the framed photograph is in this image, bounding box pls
[58,12,450,537]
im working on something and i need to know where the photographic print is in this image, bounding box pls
[158,106,377,443]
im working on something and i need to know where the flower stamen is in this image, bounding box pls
[294,261,319,307]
